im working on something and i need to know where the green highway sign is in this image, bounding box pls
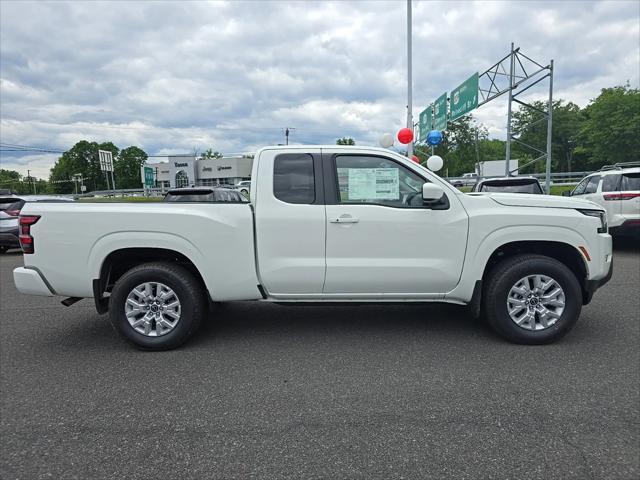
[450,73,479,121]
[144,166,154,187]
[418,105,433,142]
[433,92,448,131]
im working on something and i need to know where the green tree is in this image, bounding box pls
[115,146,148,189]
[201,148,223,159]
[579,84,640,169]
[49,141,119,193]
[336,137,355,145]
[0,169,21,192]
[512,100,583,174]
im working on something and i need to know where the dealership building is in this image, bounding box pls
[141,156,253,189]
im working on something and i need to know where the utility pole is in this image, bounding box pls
[505,42,515,177]
[27,169,36,194]
[285,128,289,145]
[474,127,480,175]
[406,0,413,158]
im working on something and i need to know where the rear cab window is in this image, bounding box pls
[273,153,316,204]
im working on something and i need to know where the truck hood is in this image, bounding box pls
[468,192,603,210]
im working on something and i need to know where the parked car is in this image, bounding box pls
[452,172,478,188]
[472,177,544,194]
[164,187,248,203]
[0,195,75,253]
[0,194,23,253]
[13,145,612,350]
[564,163,640,237]
[235,180,251,197]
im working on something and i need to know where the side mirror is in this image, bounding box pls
[422,183,445,202]
[562,190,572,197]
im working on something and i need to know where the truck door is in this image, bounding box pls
[322,150,468,295]
[254,148,326,295]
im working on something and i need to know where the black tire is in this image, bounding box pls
[483,254,582,345]
[108,262,207,350]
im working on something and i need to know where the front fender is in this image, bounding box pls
[446,225,590,303]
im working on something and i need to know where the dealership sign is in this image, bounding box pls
[143,166,154,187]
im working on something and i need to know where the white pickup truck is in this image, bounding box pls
[13,146,613,350]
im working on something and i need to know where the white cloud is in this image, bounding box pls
[0,0,638,179]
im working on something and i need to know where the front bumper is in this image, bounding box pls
[583,257,613,304]
[13,267,54,296]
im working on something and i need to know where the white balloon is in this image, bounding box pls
[426,155,444,172]
[379,133,394,148]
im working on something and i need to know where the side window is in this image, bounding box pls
[601,175,620,192]
[621,173,640,191]
[273,153,315,204]
[572,178,589,196]
[584,175,601,194]
[334,155,429,208]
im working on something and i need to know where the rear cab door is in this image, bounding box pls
[253,148,326,295]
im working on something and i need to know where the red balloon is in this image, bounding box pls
[397,128,414,144]
[411,155,420,163]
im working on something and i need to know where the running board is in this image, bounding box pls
[61,297,82,307]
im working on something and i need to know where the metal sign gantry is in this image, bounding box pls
[478,43,554,191]
[417,43,554,193]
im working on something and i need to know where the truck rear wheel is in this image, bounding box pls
[108,262,207,350]
[483,254,582,344]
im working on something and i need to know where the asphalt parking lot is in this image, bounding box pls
[1,242,638,480]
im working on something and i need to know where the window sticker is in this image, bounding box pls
[347,168,399,200]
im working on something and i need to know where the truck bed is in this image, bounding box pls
[20,202,261,301]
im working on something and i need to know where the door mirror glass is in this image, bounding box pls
[422,183,445,202]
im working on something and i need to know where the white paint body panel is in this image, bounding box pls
[14,145,612,306]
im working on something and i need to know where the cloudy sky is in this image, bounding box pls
[1,0,638,179]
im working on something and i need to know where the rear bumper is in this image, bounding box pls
[609,219,640,237]
[13,267,54,296]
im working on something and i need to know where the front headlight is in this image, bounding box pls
[577,209,607,234]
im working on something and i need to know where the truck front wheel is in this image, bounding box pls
[108,262,207,350]
[483,254,582,344]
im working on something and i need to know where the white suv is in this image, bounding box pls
[567,163,640,237]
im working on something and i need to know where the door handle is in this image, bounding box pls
[330,215,359,224]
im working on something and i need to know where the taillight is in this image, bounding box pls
[19,215,40,254]
[603,192,640,201]
[5,209,21,217]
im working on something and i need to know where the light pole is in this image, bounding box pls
[406,0,413,157]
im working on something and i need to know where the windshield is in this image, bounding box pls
[480,181,543,194]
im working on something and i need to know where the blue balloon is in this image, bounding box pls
[426,130,443,146]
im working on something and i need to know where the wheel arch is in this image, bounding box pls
[481,240,589,303]
[93,247,208,314]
